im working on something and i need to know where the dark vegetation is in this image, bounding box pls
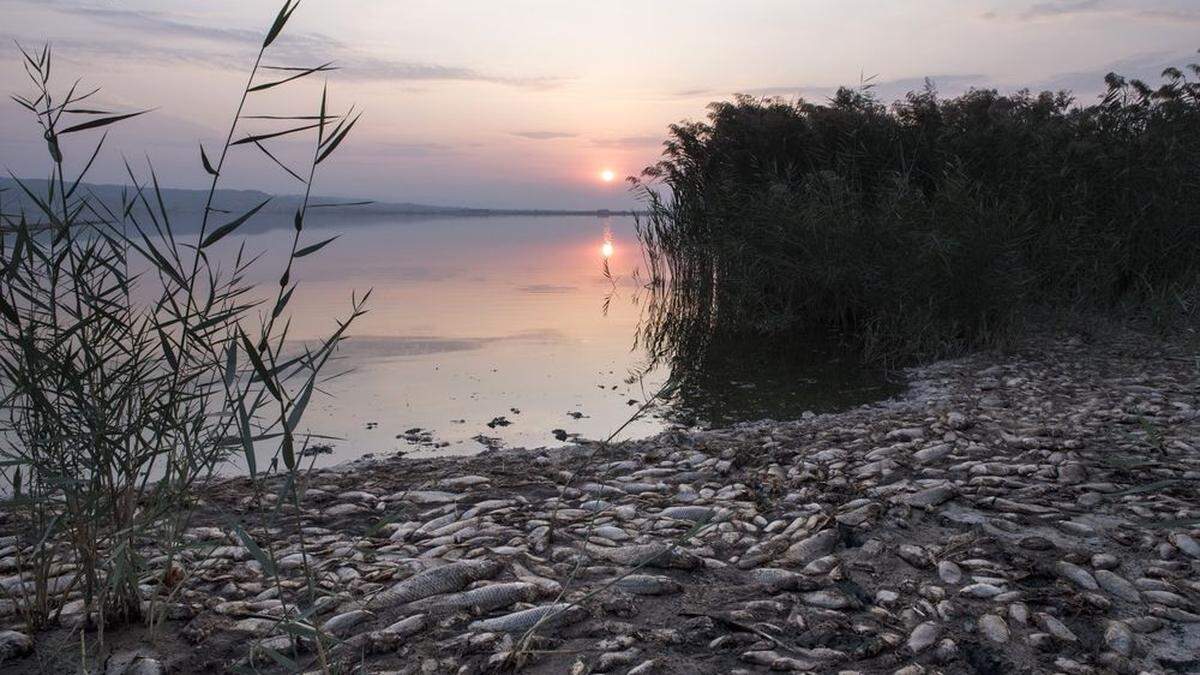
[0,1,372,668]
[635,55,1200,367]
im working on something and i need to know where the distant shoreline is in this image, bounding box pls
[342,207,644,217]
[0,177,642,220]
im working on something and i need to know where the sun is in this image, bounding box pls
[601,241,614,258]
[600,169,616,183]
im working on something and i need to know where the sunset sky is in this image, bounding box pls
[1,0,1197,209]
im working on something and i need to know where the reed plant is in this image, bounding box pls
[0,0,365,654]
[636,56,1200,368]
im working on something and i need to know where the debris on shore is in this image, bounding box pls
[3,331,1200,673]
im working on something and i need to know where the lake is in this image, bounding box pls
[229,213,898,470]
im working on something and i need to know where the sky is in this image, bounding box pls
[0,0,1197,209]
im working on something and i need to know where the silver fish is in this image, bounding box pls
[403,581,539,616]
[366,559,500,609]
[608,574,682,596]
[467,603,587,633]
[584,543,702,569]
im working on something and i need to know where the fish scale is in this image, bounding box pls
[467,603,587,633]
[366,559,500,609]
[402,581,539,616]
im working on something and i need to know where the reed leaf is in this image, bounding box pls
[200,198,271,249]
[58,109,150,135]
[293,235,338,258]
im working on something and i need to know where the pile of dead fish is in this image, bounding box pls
[2,332,1200,674]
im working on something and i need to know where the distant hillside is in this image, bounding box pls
[0,178,636,231]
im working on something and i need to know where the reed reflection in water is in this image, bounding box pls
[220,212,895,471]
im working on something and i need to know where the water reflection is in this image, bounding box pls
[220,212,895,472]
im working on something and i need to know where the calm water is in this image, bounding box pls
[228,213,897,469]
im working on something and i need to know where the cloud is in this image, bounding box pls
[1020,0,1103,20]
[349,141,456,157]
[986,0,1200,23]
[1134,8,1200,22]
[512,131,577,140]
[4,1,566,89]
[739,74,989,104]
[733,54,1195,109]
[1030,49,1197,98]
[590,135,663,148]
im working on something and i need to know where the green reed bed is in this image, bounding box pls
[635,58,1200,368]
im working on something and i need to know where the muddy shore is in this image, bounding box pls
[5,329,1200,674]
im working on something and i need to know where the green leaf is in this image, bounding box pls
[59,109,150,135]
[67,132,107,199]
[230,522,277,576]
[263,0,300,49]
[273,285,295,318]
[281,430,296,471]
[201,199,271,249]
[224,342,238,387]
[230,122,321,146]
[318,82,328,144]
[315,112,360,164]
[10,95,36,112]
[237,398,257,478]
[158,329,178,370]
[252,141,305,183]
[285,373,315,434]
[239,329,282,401]
[248,62,335,92]
[200,143,219,176]
[293,235,339,258]
[0,294,20,326]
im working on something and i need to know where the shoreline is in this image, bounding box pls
[6,328,1200,673]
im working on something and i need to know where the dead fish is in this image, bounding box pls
[608,574,683,596]
[467,603,587,633]
[783,529,838,564]
[366,559,501,610]
[584,543,702,569]
[403,582,539,617]
[321,609,370,638]
[655,506,724,522]
[383,614,427,637]
[748,568,818,593]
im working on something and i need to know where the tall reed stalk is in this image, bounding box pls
[0,0,365,649]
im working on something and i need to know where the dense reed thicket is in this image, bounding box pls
[635,56,1200,367]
